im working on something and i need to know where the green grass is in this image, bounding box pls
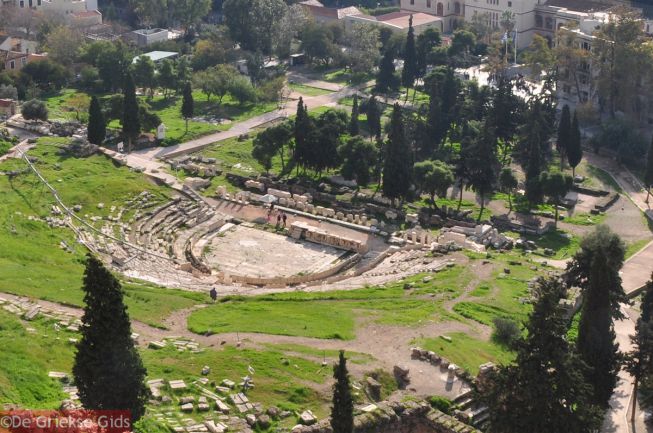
[142,344,332,417]
[0,311,75,408]
[289,82,333,96]
[564,212,607,226]
[523,230,581,260]
[626,238,652,259]
[188,269,472,340]
[414,332,515,374]
[43,89,88,122]
[322,68,372,85]
[453,258,538,326]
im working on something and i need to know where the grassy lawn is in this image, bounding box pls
[43,89,88,122]
[414,333,515,374]
[289,82,333,96]
[564,212,607,226]
[321,68,372,85]
[453,256,537,326]
[626,238,652,259]
[521,230,581,260]
[187,268,472,340]
[0,311,73,408]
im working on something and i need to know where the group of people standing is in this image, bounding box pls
[266,203,288,228]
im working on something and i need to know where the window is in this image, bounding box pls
[9,60,15,69]
[545,17,554,30]
[28,0,32,6]
[580,91,589,102]
[19,0,24,7]
[454,1,461,14]
[579,61,589,72]
[37,0,41,5]
[20,57,26,66]
[508,1,512,6]
[436,2,443,16]
[427,0,431,7]
[410,0,414,4]
[535,15,543,28]
[581,41,591,51]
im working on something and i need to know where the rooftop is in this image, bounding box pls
[301,3,362,19]
[133,28,168,35]
[349,11,443,29]
[133,51,178,63]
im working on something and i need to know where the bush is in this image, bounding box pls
[21,99,48,121]
[428,396,453,414]
[491,317,521,347]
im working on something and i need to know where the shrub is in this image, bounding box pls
[21,99,48,121]
[428,396,453,414]
[491,317,521,347]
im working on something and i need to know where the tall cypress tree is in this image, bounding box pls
[382,103,412,205]
[349,94,359,136]
[567,111,583,177]
[122,73,140,152]
[645,136,653,203]
[181,82,194,133]
[330,351,353,433]
[376,49,397,93]
[73,255,148,421]
[294,97,312,171]
[87,95,106,146]
[567,225,627,406]
[466,121,499,222]
[366,96,382,140]
[557,104,571,170]
[401,15,417,100]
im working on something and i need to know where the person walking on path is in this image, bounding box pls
[282,212,287,228]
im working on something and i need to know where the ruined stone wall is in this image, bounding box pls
[292,400,480,433]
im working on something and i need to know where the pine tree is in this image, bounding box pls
[402,15,417,101]
[181,82,194,134]
[478,277,603,433]
[87,95,106,146]
[73,255,148,421]
[330,351,353,433]
[294,97,312,171]
[567,225,627,406]
[645,136,653,203]
[366,96,382,140]
[349,94,359,136]
[466,122,499,222]
[557,104,571,170]
[376,49,397,93]
[567,111,583,177]
[382,103,412,205]
[122,73,140,152]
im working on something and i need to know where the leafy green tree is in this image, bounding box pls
[122,73,140,152]
[488,75,521,163]
[223,0,288,55]
[131,55,156,98]
[305,109,346,175]
[228,75,257,106]
[252,122,293,173]
[376,49,398,93]
[402,15,417,100]
[478,277,603,433]
[330,351,353,433]
[366,96,382,140]
[557,105,571,170]
[157,59,176,99]
[467,123,499,221]
[382,103,413,205]
[181,82,194,133]
[413,160,454,211]
[522,34,556,78]
[346,23,379,74]
[646,136,653,203]
[173,0,211,35]
[540,171,573,229]
[176,56,192,92]
[300,23,339,67]
[21,99,48,121]
[499,167,518,213]
[73,255,148,421]
[338,136,378,190]
[95,42,132,92]
[416,28,441,78]
[567,225,627,406]
[349,94,359,136]
[87,96,106,145]
[192,65,235,103]
[567,112,583,177]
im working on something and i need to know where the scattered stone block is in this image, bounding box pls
[201,365,211,375]
[299,410,317,426]
[180,403,194,412]
[169,380,187,391]
[149,340,166,349]
[257,414,271,429]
